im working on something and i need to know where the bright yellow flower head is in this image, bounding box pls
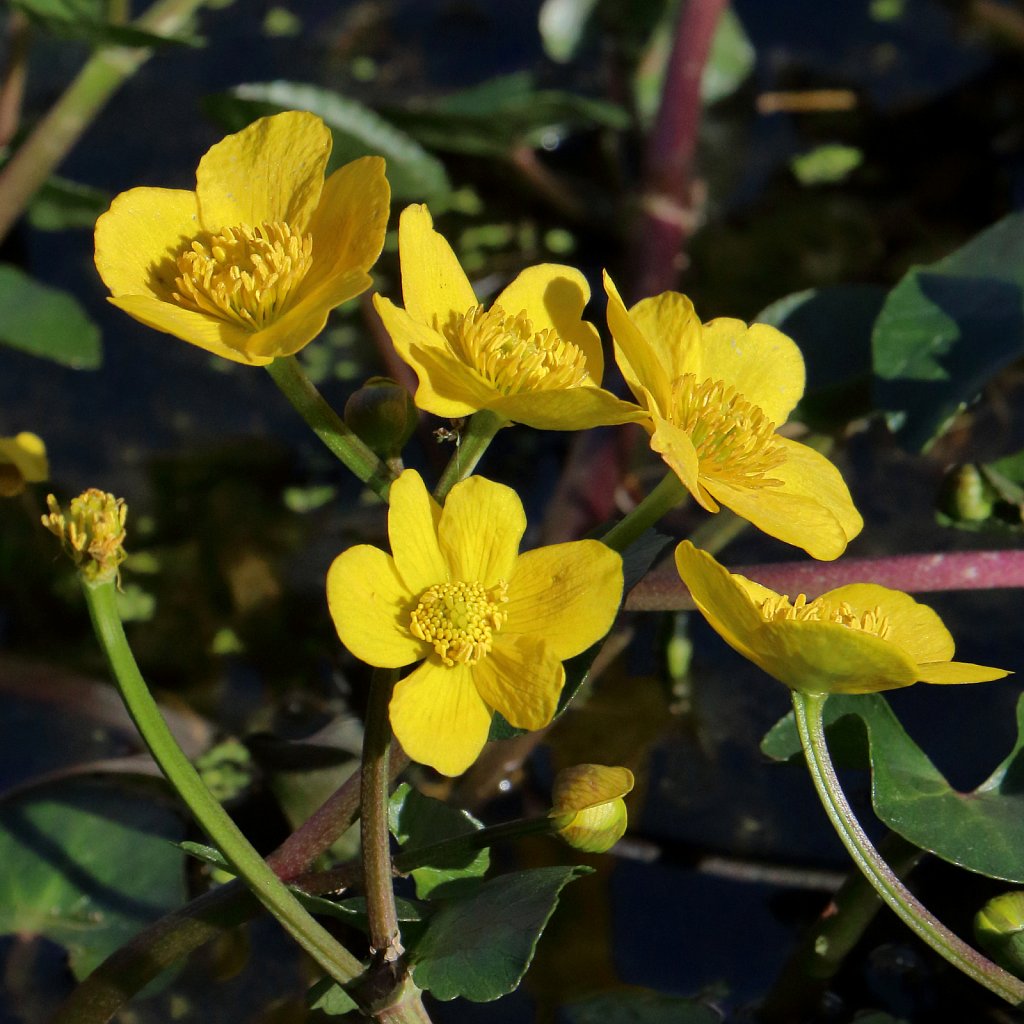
[604,273,862,560]
[372,205,645,430]
[551,763,634,853]
[675,540,1010,695]
[326,469,624,776]
[95,111,390,366]
[0,432,47,497]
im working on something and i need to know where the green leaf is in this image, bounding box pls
[205,82,451,203]
[0,779,187,978]
[790,144,864,186]
[563,988,722,1024]
[410,866,590,1001]
[10,0,201,46]
[306,976,358,1016]
[702,7,755,106]
[0,264,101,367]
[389,783,489,898]
[763,693,1024,883]
[28,177,110,231]
[872,212,1024,451]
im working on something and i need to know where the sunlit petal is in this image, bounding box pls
[916,661,1011,685]
[474,634,564,731]
[438,476,525,583]
[388,470,447,594]
[488,387,646,430]
[604,271,672,410]
[773,438,863,543]
[628,289,702,384]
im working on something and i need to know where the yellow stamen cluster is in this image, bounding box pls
[448,304,590,395]
[409,579,509,666]
[672,374,787,487]
[759,593,893,640]
[42,488,128,586]
[173,221,313,330]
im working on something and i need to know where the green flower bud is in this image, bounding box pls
[550,764,634,854]
[344,377,417,459]
[42,488,127,586]
[937,463,997,524]
[975,891,1024,978]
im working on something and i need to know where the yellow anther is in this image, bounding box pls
[759,592,892,640]
[409,579,509,666]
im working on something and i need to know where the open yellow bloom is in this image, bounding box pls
[95,111,390,366]
[675,540,1010,694]
[372,205,644,430]
[326,470,623,776]
[605,273,862,560]
[0,432,47,497]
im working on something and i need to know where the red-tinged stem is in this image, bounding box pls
[626,549,1024,612]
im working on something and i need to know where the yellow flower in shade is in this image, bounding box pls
[326,470,623,776]
[95,111,390,366]
[0,432,47,497]
[604,273,862,560]
[551,764,634,853]
[42,489,127,586]
[372,205,644,430]
[675,540,1010,695]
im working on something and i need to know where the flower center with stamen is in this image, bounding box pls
[671,374,787,488]
[447,304,590,395]
[172,221,313,331]
[759,593,893,640]
[409,579,509,666]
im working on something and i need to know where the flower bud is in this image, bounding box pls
[550,764,634,854]
[344,377,418,459]
[975,891,1024,977]
[0,432,48,497]
[42,488,127,586]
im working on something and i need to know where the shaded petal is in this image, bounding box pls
[700,319,805,425]
[628,289,702,384]
[488,387,646,431]
[107,295,271,366]
[399,204,477,334]
[326,545,421,667]
[649,411,717,511]
[196,111,331,231]
[495,264,604,379]
[390,661,492,776]
[605,272,672,410]
[0,432,47,482]
[773,437,863,543]
[388,470,447,593]
[505,540,623,659]
[552,764,634,812]
[94,187,199,300]
[916,661,1011,685]
[474,635,564,731]
[439,475,524,582]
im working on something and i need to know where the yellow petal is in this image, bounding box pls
[473,634,564,731]
[390,661,492,776]
[94,187,199,300]
[628,289,702,385]
[488,387,646,430]
[438,475,524,583]
[551,764,635,813]
[399,204,477,333]
[494,264,604,380]
[388,470,447,594]
[916,661,1011,685]
[107,295,272,366]
[0,432,47,482]
[195,111,332,232]
[649,411,717,511]
[700,319,806,426]
[773,437,863,543]
[506,540,623,659]
[326,545,421,667]
[604,271,672,410]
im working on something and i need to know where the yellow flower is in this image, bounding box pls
[551,764,634,853]
[0,432,47,497]
[95,111,390,366]
[604,273,862,560]
[42,489,128,586]
[675,540,1010,694]
[372,205,644,430]
[326,469,623,776]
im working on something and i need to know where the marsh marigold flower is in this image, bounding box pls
[675,540,1009,694]
[551,764,634,853]
[95,111,389,365]
[0,432,47,497]
[372,205,643,430]
[604,274,861,560]
[326,470,623,776]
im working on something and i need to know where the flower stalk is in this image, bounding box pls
[600,471,688,553]
[432,409,506,501]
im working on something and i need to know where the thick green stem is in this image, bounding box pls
[600,472,688,553]
[792,690,1024,1005]
[266,356,397,501]
[432,410,506,502]
[81,580,365,991]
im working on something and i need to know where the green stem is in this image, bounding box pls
[0,0,207,244]
[432,410,506,502]
[792,690,1024,1005]
[266,356,397,502]
[82,580,366,992]
[600,472,688,553]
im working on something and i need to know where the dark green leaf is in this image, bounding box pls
[296,892,428,924]
[0,779,187,978]
[872,212,1024,450]
[28,177,110,231]
[0,264,101,367]
[205,83,451,202]
[410,866,590,1001]
[563,988,722,1024]
[11,0,201,46]
[178,840,229,869]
